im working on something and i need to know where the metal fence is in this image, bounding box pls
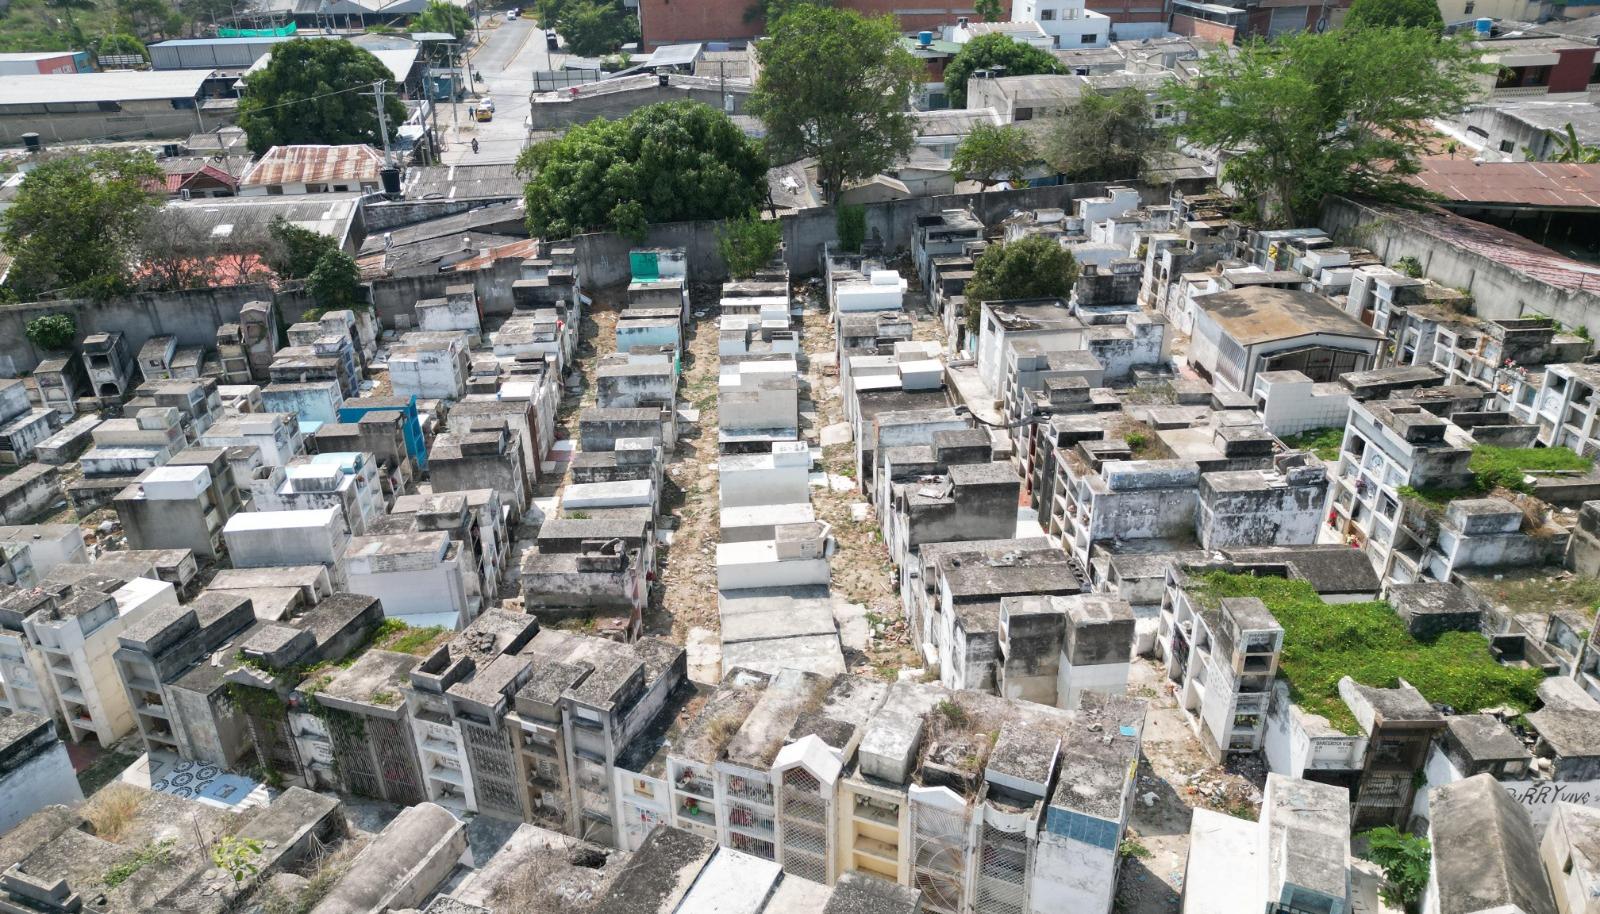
[531,68,601,92]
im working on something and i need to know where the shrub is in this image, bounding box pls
[1363,827,1430,909]
[963,236,1080,334]
[25,313,76,351]
[836,204,866,253]
[82,784,144,842]
[717,210,782,279]
[1282,426,1343,461]
[103,838,176,888]
[212,835,265,884]
[1395,255,1424,278]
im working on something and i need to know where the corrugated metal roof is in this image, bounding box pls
[452,238,540,271]
[0,70,210,104]
[1361,200,1600,293]
[240,144,385,188]
[1409,157,1600,209]
[0,51,79,61]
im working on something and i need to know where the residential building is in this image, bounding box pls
[1015,0,1113,48]
[239,144,386,195]
[0,71,230,144]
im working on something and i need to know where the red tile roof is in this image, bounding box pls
[1408,157,1600,209]
[164,163,240,193]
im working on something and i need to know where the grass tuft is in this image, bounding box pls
[1191,571,1543,734]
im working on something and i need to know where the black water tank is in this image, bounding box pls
[380,166,401,195]
[21,133,40,153]
[657,70,669,87]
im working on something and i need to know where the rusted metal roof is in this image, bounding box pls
[1408,157,1600,209]
[1359,200,1600,293]
[452,238,540,271]
[240,144,385,188]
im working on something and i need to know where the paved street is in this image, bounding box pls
[440,14,557,164]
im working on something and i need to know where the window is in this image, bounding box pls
[1015,107,1033,120]
[1039,7,1056,18]
[1463,0,1474,11]
[333,184,350,191]
[1565,855,1574,875]
[1081,33,1098,42]
[1499,139,1516,153]
[306,183,327,193]
[266,185,284,196]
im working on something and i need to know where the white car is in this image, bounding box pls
[506,8,518,18]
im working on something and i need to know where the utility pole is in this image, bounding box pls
[371,79,395,167]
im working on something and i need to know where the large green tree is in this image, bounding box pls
[1044,87,1169,182]
[114,0,182,39]
[963,235,1078,333]
[974,0,1005,20]
[744,0,830,26]
[237,39,408,155]
[749,5,922,203]
[266,217,339,280]
[1344,0,1443,30]
[515,100,769,239]
[556,0,636,56]
[952,123,1036,188]
[1,150,161,302]
[1163,27,1488,225]
[411,0,473,37]
[942,32,1063,108]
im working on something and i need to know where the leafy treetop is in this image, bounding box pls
[1162,28,1489,225]
[963,235,1079,333]
[1,149,161,302]
[411,0,473,37]
[25,313,77,351]
[266,217,339,281]
[237,39,408,155]
[515,100,769,240]
[942,32,1063,108]
[1044,87,1169,182]
[974,0,1004,20]
[952,123,1036,188]
[749,4,922,202]
[717,210,783,279]
[1344,0,1443,31]
[556,0,638,56]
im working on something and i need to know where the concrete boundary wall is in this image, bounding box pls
[566,179,1207,289]
[1320,196,1600,330]
[0,284,273,376]
[0,180,1211,354]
